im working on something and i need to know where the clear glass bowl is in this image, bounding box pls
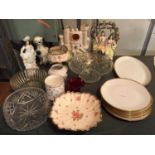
[68,51,113,83]
[10,69,47,90]
[3,87,50,131]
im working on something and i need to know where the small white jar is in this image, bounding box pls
[48,63,68,79]
[45,74,65,101]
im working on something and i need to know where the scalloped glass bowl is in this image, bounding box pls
[10,69,47,90]
[3,87,50,131]
[68,52,113,83]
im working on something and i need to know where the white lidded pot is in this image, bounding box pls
[48,63,68,79]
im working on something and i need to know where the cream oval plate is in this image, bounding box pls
[114,56,151,85]
[100,78,152,111]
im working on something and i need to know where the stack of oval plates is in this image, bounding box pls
[101,78,153,121]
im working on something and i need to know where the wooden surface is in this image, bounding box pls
[0,82,12,105]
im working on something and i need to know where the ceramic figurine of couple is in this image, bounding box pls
[20,36,49,69]
[92,31,117,60]
[95,31,106,45]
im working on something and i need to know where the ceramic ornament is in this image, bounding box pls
[114,56,152,86]
[33,36,49,64]
[91,21,119,60]
[59,35,64,46]
[50,92,102,131]
[60,25,90,53]
[20,36,38,69]
[48,45,71,63]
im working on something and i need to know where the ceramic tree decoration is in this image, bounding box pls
[20,36,38,69]
[91,21,119,60]
[33,36,49,64]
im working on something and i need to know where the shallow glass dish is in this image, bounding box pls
[68,51,113,83]
[10,69,47,90]
[3,87,50,131]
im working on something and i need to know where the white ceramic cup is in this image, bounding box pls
[45,74,65,101]
[48,63,68,79]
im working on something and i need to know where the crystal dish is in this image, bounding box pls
[68,51,113,83]
[10,69,47,90]
[3,87,50,131]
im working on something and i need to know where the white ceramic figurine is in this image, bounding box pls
[33,36,49,64]
[20,36,38,69]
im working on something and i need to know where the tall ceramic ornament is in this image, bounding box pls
[20,36,38,69]
[90,21,120,60]
[62,25,90,53]
[33,36,49,65]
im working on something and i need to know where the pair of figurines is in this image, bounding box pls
[92,32,117,60]
[20,36,48,69]
[91,21,119,60]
